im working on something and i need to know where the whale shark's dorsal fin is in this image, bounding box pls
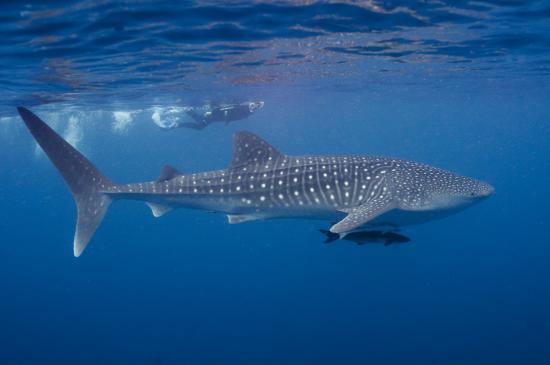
[157,165,182,182]
[230,131,284,169]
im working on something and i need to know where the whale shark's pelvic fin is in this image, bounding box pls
[330,194,396,234]
[146,202,173,217]
[230,131,284,169]
[17,107,117,257]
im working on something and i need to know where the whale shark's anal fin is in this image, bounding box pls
[227,214,261,224]
[330,195,395,234]
[17,107,117,257]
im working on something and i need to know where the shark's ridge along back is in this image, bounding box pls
[17,107,115,256]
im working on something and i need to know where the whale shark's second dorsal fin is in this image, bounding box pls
[230,131,284,169]
[157,165,182,182]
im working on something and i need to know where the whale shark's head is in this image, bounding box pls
[467,180,495,199]
[425,174,494,211]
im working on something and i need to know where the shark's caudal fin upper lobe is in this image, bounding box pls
[17,107,116,257]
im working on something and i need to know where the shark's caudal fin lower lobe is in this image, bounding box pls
[17,107,116,257]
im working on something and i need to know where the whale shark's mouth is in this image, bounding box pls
[479,183,495,197]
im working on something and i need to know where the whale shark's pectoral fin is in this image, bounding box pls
[157,165,183,182]
[227,214,261,224]
[330,196,395,234]
[146,202,173,217]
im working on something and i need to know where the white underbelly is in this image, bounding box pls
[365,207,463,228]
[145,194,464,229]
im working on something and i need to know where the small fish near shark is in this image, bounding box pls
[318,229,411,246]
[17,107,494,257]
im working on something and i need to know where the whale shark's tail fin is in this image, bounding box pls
[17,107,116,257]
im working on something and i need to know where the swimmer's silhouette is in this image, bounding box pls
[153,101,264,130]
[182,101,264,130]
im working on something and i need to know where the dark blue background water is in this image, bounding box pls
[1,1,550,364]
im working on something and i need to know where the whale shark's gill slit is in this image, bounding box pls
[17,107,117,257]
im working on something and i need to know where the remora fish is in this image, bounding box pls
[318,229,411,246]
[17,107,494,257]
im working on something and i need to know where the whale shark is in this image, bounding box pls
[17,107,494,257]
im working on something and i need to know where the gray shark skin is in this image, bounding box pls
[17,107,494,257]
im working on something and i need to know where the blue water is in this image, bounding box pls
[1,1,550,364]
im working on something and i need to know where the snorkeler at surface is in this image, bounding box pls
[152,101,265,130]
[182,101,264,130]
